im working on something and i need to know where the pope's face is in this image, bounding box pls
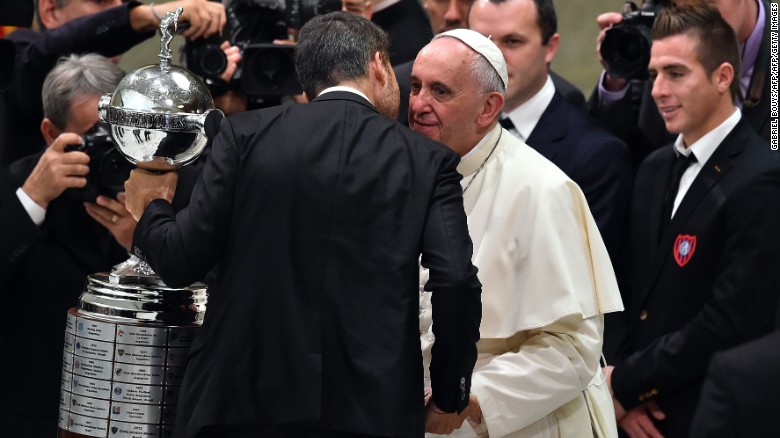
[649,34,728,146]
[409,38,487,156]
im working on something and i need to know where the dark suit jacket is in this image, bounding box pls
[133,91,482,437]
[0,1,151,166]
[526,90,632,267]
[587,0,772,167]
[0,155,129,437]
[393,64,585,126]
[610,119,780,436]
[372,0,433,66]
[689,168,780,438]
[690,330,780,438]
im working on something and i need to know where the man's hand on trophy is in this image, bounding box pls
[131,0,226,40]
[124,169,179,222]
[22,133,89,209]
[84,193,137,251]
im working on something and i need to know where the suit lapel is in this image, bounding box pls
[525,91,567,162]
[647,150,676,251]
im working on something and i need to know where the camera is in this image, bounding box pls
[186,0,342,96]
[600,0,670,80]
[64,122,133,202]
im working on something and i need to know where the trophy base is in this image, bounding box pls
[58,273,207,437]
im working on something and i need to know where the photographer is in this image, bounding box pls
[0,0,227,166]
[588,0,770,167]
[0,53,134,437]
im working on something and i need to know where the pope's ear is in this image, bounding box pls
[477,92,504,129]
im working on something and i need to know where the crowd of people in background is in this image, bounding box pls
[0,0,777,437]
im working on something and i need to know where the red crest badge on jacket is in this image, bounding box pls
[674,234,696,267]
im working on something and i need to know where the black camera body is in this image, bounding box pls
[64,123,133,202]
[600,0,669,80]
[186,0,341,96]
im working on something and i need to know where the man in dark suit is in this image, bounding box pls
[468,0,633,288]
[688,169,780,438]
[604,5,780,437]
[0,54,136,438]
[0,0,226,166]
[124,12,482,438]
[589,0,771,168]
[392,0,585,126]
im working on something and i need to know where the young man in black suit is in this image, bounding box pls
[124,11,482,438]
[604,4,780,437]
[0,53,135,438]
[590,0,771,167]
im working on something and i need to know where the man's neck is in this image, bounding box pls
[737,0,760,43]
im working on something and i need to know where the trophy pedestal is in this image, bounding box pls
[57,273,206,438]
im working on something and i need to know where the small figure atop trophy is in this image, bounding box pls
[159,6,183,68]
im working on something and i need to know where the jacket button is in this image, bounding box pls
[639,310,648,321]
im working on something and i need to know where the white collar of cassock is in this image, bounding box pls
[458,124,502,177]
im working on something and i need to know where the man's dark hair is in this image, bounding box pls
[295,11,391,101]
[652,2,741,101]
[482,0,557,45]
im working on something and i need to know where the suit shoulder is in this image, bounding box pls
[564,103,629,154]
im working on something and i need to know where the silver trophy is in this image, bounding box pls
[98,6,222,285]
[58,10,217,437]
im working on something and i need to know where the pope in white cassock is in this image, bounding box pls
[409,29,625,438]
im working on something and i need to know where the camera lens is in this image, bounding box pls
[601,25,652,80]
[188,43,229,78]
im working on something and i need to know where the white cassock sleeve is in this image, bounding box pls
[472,314,603,437]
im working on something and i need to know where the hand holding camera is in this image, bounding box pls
[598,0,670,81]
[22,132,89,209]
[63,122,134,203]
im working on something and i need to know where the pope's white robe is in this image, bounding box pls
[421,125,624,437]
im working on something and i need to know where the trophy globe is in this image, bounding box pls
[97,6,222,286]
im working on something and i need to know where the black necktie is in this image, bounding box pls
[499,116,515,131]
[663,151,697,224]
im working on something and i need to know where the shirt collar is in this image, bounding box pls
[502,75,554,140]
[673,108,741,164]
[318,86,372,105]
